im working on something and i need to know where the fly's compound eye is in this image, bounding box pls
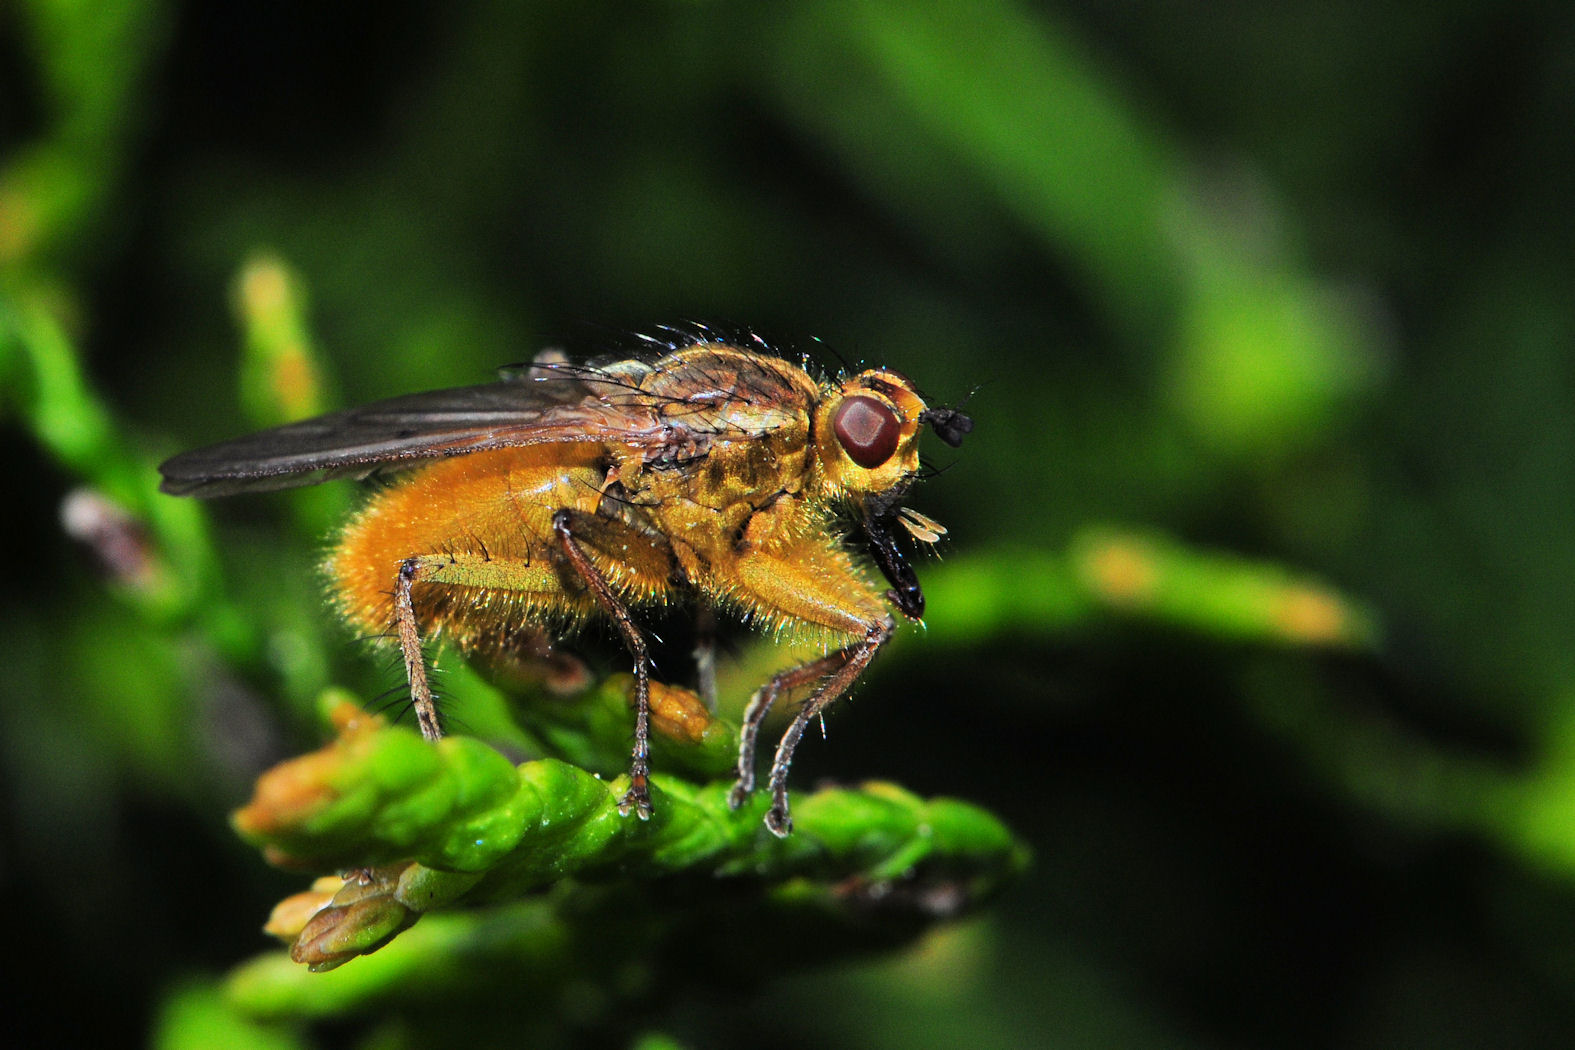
[833,395,901,469]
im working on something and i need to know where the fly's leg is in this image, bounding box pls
[694,605,718,712]
[723,538,897,836]
[761,617,893,836]
[392,549,574,742]
[552,509,657,820]
[393,557,444,742]
[388,521,671,759]
[728,648,854,810]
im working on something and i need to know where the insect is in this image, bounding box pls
[159,330,972,835]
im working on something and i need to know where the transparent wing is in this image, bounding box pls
[158,360,666,498]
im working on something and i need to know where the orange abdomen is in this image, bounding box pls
[327,445,607,647]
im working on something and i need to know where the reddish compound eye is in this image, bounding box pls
[833,395,901,468]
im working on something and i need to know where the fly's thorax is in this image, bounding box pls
[617,413,815,546]
[812,368,928,500]
[642,342,821,412]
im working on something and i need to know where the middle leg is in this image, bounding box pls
[551,508,671,819]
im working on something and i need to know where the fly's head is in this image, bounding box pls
[815,369,929,496]
[814,369,974,621]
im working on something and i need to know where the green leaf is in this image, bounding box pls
[232,700,1028,975]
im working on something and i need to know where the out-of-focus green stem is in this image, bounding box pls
[153,979,307,1050]
[0,296,228,627]
[234,254,329,428]
[769,0,1178,336]
[230,253,349,540]
[1067,526,1381,649]
[911,530,1378,652]
[768,0,1381,460]
[3,0,168,273]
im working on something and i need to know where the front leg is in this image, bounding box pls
[728,645,855,808]
[729,617,894,836]
[723,541,898,836]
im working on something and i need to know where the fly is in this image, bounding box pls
[159,330,971,836]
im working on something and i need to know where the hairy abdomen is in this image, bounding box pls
[327,445,606,649]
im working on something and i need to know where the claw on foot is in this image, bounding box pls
[618,784,653,820]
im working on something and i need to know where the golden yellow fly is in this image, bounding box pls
[159,329,971,835]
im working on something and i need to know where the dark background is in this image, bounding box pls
[5,1,1575,1047]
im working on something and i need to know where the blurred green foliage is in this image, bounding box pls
[5,1,1575,1047]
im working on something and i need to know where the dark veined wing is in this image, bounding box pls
[158,360,666,498]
